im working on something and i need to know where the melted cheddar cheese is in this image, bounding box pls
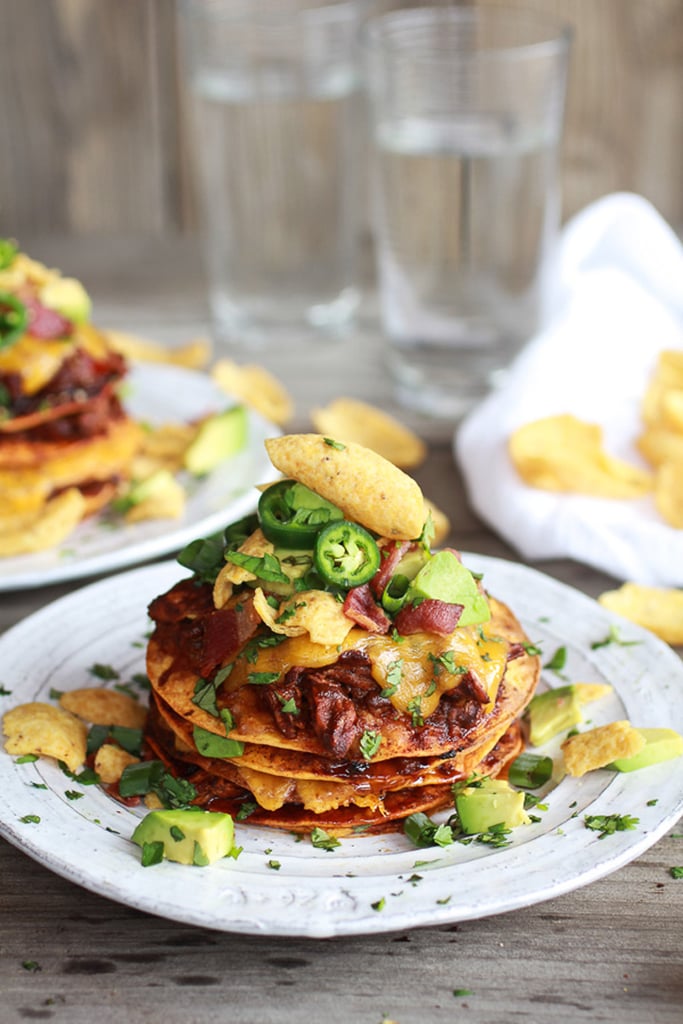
[220,624,508,721]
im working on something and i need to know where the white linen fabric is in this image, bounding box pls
[455,193,683,586]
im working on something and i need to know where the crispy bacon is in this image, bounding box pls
[149,581,261,677]
[370,540,412,598]
[24,296,73,339]
[343,584,391,634]
[394,599,463,637]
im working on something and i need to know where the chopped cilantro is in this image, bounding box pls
[0,684,12,696]
[310,827,341,852]
[248,671,281,686]
[453,988,473,998]
[14,754,39,764]
[404,812,454,849]
[543,646,567,672]
[590,625,641,650]
[276,693,299,715]
[19,815,40,824]
[359,730,382,760]
[224,550,289,584]
[88,663,120,681]
[406,696,424,728]
[21,960,41,973]
[140,841,165,867]
[267,859,281,870]
[64,790,84,801]
[371,897,386,912]
[323,437,345,450]
[584,813,639,839]
[669,867,683,879]
[169,826,185,842]
[236,800,258,821]
[191,679,218,720]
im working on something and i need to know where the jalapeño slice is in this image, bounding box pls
[0,292,28,351]
[314,520,380,589]
[258,479,343,549]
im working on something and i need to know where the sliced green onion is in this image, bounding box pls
[508,753,553,789]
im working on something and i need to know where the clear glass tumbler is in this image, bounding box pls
[363,5,572,419]
[178,0,364,350]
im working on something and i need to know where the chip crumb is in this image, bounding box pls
[93,743,139,785]
[561,720,645,777]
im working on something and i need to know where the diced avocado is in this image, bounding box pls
[395,547,429,582]
[527,685,583,746]
[286,482,342,518]
[131,808,234,866]
[183,405,248,476]
[39,277,92,324]
[608,728,683,772]
[122,468,179,508]
[456,777,530,834]
[405,550,490,627]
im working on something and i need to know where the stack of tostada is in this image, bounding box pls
[0,240,141,551]
[144,433,540,835]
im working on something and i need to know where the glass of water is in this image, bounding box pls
[363,5,572,419]
[178,0,364,350]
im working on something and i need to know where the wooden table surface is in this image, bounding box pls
[1,238,681,1024]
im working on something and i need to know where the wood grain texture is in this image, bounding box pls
[0,236,681,1024]
[0,0,681,237]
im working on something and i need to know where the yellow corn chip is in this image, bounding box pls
[265,434,425,540]
[3,702,87,772]
[212,359,293,426]
[561,720,645,777]
[654,462,683,528]
[105,329,210,369]
[93,744,140,785]
[598,583,683,645]
[509,415,652,499]
[59,688,147,729]
[637,427,683,468]
[310,398,426,469]
[573,682,614,704]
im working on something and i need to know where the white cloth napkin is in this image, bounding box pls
[455,192,683,586]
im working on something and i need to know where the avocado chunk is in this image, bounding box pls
[405,550,490,627]
[456,777,530,834]
[131,808,234,866]
[527,685,583,746]
[39,277,92,324]
[183,405,248,476]
[608,727,683,772]
[118,468,181,510]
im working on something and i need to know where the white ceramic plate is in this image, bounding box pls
[0,556,682,938]
[0,363,275,591]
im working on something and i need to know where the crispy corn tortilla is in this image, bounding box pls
[265,434,426,539]
[146,594,539,762]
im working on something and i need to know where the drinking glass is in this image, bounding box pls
[178,0,364,350]
[363,4,572,418]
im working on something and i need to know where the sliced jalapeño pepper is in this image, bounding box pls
[0,292,28,351]
[258,479,343,549]
[314,520,381,589]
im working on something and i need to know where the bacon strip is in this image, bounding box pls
[370,540,411,598]
[394,599,463,637]
[343,584,391,634]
